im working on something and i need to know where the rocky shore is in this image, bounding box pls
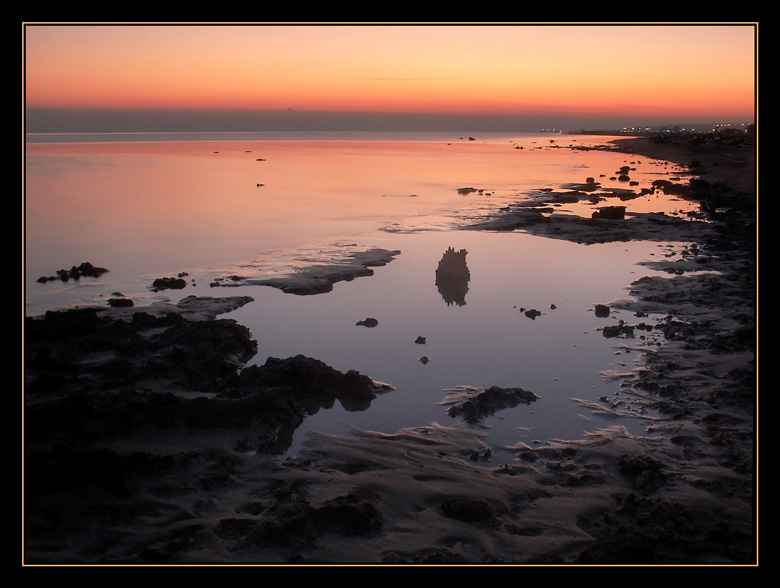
[23,131,757,565]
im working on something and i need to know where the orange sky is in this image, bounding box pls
[23,23,756,128]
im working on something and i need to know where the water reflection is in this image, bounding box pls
[435,246,471,306]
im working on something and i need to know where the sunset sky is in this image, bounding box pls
[23,23,757,132]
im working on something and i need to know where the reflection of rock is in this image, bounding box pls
[435,247,471,306]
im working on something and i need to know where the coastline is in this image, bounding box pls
[23,133,757,565]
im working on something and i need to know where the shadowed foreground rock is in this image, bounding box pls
[24,297,393,563]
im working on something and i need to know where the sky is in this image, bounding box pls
[23,22,757,133]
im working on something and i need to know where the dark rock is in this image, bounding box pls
[214,518,259,540]
[415,336,426,345]
[440,496,497,524]
[620,454,662,479]
[524,308,542,320]
[107,298,134,308]
[313,492,383,537]
[435,247,470,306]
[594,304,611,317]
[602,323,635,338]
[223,354,392,414]
[592,206,626,220]
[36,262,109,283]
[152,277,187,290]
[447,386,538,424]
[356,317,379,328]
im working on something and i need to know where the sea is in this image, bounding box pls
[24,130,698,462]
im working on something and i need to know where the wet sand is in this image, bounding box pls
[23,132,757,565]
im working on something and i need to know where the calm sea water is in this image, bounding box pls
[24,131,694,460]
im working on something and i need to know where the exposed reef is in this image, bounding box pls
[209,248,401,295]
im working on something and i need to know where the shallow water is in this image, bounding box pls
[24,131,693,460]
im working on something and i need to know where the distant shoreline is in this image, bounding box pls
[609,130,756,194]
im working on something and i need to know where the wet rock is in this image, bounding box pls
[592,206,626,220]
[414,336,426,345]
[36,261,109,283]
[524,308,542,320]
[312,492,383,537]
[107,298,134,308]
[594,304,611,317]
[224,354,393,414]
[242,490,383,551]
[447,386,538,424]
[440,496,498,525]
[356,317,379,328]
[24,304,395,549]
[602,323,635,338]
[619,453,662,484]
[435,247,470,306]
[224,248,401,295]
[152,276,187,290]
